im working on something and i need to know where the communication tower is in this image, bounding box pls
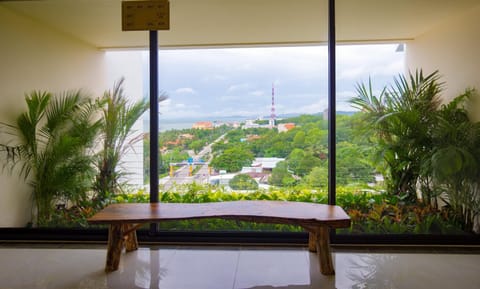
[269,83,276,127]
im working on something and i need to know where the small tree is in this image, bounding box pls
[269,161,297,187]
[304,166,328,188]
[229,174,259,190]
[210,145,254,173]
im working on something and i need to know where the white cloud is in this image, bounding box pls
[338,66,368,80]
[337,44,404,81]
[286,100,327,115]
[336,90,357,102]
[219,95,243,101]
[160,98,172,107]
[249,90,265,97]
[174,87,196,94]
[227,83,250,93]
[202,74,228,82]
[210,107,264,117]
[159,99,202,116]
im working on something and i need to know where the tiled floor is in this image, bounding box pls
[0,245,479,289]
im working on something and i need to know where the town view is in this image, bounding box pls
[148,110,377,194]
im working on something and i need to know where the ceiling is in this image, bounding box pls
[1,0,479,49]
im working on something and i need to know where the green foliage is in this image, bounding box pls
[351,70,443,203]
[423,90,480,232]
[0,90,100,225]
[229,174,259,190]
[94,78,154,204]
[210,144,254,172]
[287,148,322,177]
[351,70,480,232]
[336,141,375,185]
[303,166,327,188]
[292,131,306,148]
[268,161,297,187]
[42,182,462,234]
[236,113,375,186]
[188,139,205,154]
[345,203,463,235]
[225,129,246,143]
[170,148,190,162]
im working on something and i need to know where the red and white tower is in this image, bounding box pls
[269,83,276,128]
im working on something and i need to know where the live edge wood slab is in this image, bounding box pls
[87,200,350,275]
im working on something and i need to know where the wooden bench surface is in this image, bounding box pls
[87,200,350,228]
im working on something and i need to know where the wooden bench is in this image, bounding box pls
[87,200,350,275]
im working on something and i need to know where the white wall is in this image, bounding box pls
[0,6,107,226]
[406,4,480,121]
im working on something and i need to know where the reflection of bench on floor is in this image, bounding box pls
[87,200,351,275]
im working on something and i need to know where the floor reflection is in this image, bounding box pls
[106,248,170,289]
[0,245,478,289]
[341,254,399,289]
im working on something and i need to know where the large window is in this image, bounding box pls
[33,44,408,234]
[4,43,477,238]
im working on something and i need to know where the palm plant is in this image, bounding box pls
[351,70,480,232]
[94,78,167,204]
[424,90,480,232]
[350,70,443,203]
[0,90,100,225]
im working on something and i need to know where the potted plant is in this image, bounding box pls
[0,90,100,225]
[93,78,167,205]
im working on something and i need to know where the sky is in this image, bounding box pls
[136,44,405,121]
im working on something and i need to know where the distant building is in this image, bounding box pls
[277,123,295,132]
[165,139,181,146]
[241,167,263,174]
[251,157,285,171]
[192,121,213,129]
[179,133,194,139]
[246,134,262,141]
[242,119,261,129]
[209,173,236,186]
[242,119,276,130]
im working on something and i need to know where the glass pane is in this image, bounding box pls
[336,0,480,236]
[334,44,408,234]
[151,46,329,232]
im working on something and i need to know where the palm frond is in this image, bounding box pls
[94,78,166,200]
[45,90,82,134]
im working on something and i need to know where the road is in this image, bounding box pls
[160,133,225,191]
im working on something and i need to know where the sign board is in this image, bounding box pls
[122,0,170,31]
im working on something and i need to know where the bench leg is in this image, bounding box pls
[315,226,335,275]
[123,224,139,252]
[105,224,124,272]
[308,232,317,252]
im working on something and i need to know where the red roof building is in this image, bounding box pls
[192,121,213,130]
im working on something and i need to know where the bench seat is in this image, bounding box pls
[88,200,351,275]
